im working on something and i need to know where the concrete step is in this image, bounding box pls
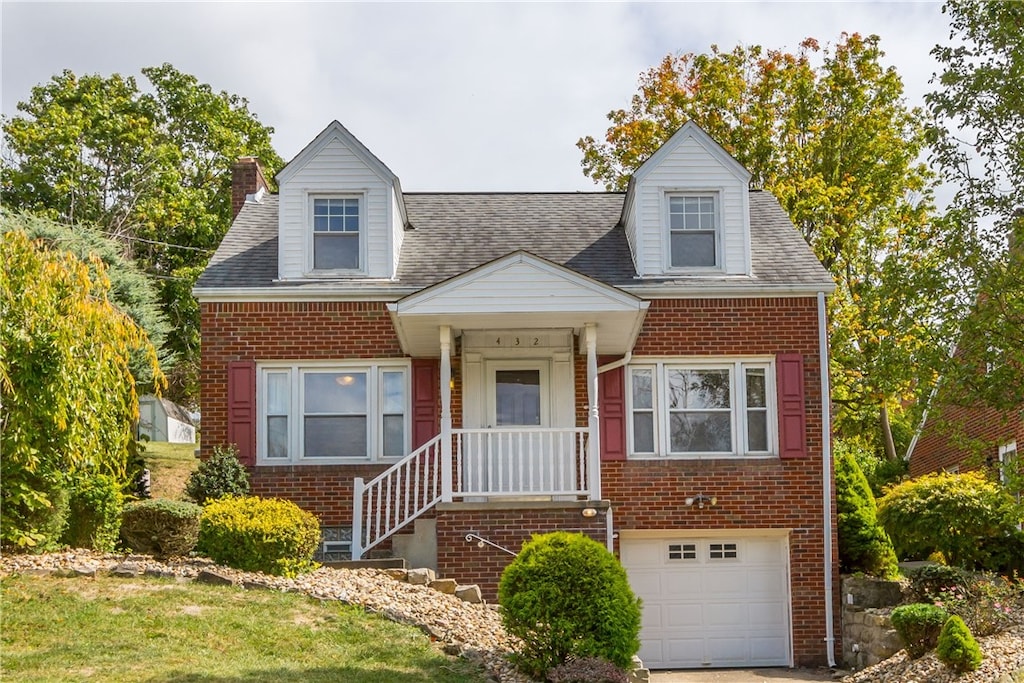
[324,557,406,570]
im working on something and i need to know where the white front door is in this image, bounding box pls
[487,360,549,428]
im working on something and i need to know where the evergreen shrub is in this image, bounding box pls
[198,496,320,577]
[120,498,201,557]
[834,442,899,577]
[184,444,250,504]
[62,473,124,551]
[498,532,641,679]
[890,603,950,658]
[936,615,982,672]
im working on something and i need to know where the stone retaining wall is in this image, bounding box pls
[841,575,906,669]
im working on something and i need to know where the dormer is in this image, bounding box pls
[274,121,408,281]
[621,121,752,278]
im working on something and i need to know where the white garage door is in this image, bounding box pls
[620,535,791,669]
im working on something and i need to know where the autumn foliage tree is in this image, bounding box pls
[578,34,944,456]
[0,228,164,550]
[1,64,282,402]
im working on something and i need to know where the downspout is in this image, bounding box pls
[598,351,631,374]
[818,291,837,668]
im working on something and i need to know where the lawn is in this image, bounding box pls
[141,441,200,500]
[0,573,489,683]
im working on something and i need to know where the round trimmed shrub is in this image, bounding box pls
[185,444,250,504]
[936,615,982,673]
[198,496,320,577]
[498,532,641,679]
[62,473,124,551]
[890,603,950,658]
[120,498,202,557]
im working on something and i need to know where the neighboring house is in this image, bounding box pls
[137,395,196,444]
[195,120,838,669]
[908,393,1022,481]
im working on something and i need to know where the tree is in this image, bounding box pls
[1,64,283,403]
[926,0,1024,412]
[876,472,1022,568]
[834,440,900,577]
[0,210,171,385]
[0,228,164,550]
[577,35,944,456]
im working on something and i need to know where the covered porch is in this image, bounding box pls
[351,252,648,559]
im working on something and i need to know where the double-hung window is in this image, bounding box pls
[312,197,360,270]
[258,362,409,463]
[628,360,774,458]
[668,194,719,269]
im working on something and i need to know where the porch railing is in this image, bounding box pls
[351,427,592,559]
[453,427,590,497]
[352,434,443,560]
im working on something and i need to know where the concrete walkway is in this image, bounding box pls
[650,668,837,682]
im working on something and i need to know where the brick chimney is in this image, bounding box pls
[231,157,269,219]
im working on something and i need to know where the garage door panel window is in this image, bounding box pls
[668,543,697,561]
[257,362,409,463]
[628,361,775,458]
[709,542,739,560]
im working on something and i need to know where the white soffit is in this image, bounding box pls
[388,251,649,355]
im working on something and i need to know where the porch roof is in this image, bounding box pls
[387,251,649,355]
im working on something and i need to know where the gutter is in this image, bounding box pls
[818,290,837,668]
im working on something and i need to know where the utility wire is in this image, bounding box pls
[101,231,215,254]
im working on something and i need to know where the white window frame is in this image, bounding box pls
[306,193,366,275]
[256,360,410,465]
[664,191,723,272]
[626,358,777,459]
[999,441,1019,496]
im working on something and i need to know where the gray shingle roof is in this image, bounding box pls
[196,191,832,291]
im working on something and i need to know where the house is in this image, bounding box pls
[194,120,838,669]
[137,395,196,444]
[907,380,1021,482]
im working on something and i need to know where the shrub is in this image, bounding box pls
[546,657,629,683]
[907,564,970,603]
[198,496,320,577]
[890,603,950,658]
[184,445,250,504]
[877,472,1021,568]
[120,499,202,557]
[834,442,899,577]
[62,473,124,552]
[498,532,641,679]
[936,615,982,673]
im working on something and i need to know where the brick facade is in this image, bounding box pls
[199,294,837,667]
[910,401,1022,477]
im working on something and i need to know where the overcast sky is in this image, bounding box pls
[2,1,952,192]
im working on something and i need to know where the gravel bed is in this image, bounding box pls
[0,551,531,683]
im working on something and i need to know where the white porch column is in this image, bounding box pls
[440,325,454,502]
[585,323,602,500]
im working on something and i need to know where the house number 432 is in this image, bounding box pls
[496,335,542,347]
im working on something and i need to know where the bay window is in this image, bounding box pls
[258,362,409,463]
[628,360,775,458]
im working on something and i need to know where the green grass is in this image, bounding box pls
[1,574,489,682]
[141,441,200,500]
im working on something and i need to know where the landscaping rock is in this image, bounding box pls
[455,584,483,604]
[430,578,458,594]
[111,563,141,577]
[196,569,235,586]
[385,568,408,581]
[406,567,436,585]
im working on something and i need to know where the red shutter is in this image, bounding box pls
[776,353,807,459]
[599,366,627,461]
[411,359,439,449]
[227,361,257,466]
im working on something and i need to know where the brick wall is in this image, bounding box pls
[435,504,608,601]
[910,400,1022,477]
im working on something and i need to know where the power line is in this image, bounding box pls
[101,231,215,254]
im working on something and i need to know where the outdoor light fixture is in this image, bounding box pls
[684,494,718,509]
[581,507,598,518]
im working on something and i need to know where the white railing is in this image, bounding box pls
[352,434,443,560]
[351,427,592,560]
[454,427,590,497]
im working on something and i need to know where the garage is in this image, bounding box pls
[620,534,791,669]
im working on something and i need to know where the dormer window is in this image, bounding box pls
[313,197,360,270]
[668,194,719,269]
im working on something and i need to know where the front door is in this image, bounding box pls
[488,361,549,429]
